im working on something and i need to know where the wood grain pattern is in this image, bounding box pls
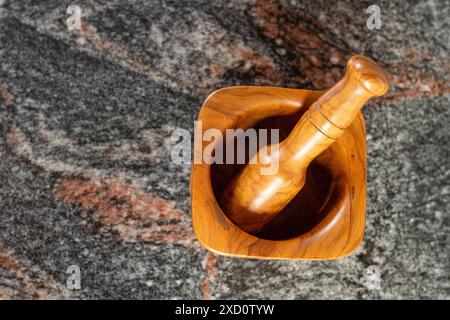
[220,55,388,233]
[191,86,367,260]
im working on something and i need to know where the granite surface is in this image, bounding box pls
[0,0,449,299]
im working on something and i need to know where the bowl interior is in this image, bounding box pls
[211,110,347,240]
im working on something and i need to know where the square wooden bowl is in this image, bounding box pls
[191,86,366,260]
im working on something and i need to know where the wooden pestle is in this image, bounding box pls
[220,55,389,234]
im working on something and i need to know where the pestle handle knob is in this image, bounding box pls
[313,55,389,133]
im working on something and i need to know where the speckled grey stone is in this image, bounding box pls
[0,0,448,299]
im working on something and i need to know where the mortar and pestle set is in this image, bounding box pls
[191,55,389,260]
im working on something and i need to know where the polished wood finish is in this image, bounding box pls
[220,55,389,233]
[191,89,363,260]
